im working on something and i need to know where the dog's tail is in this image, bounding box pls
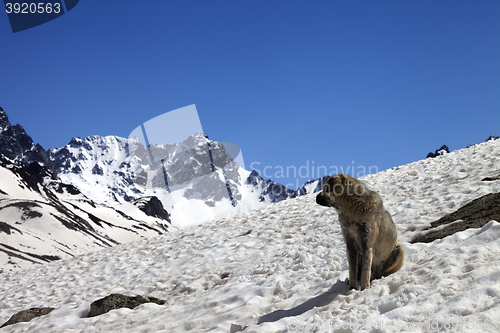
[382,243,405,276]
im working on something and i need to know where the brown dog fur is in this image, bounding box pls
[316,174,404,290]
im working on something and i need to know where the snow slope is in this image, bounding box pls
[0,157,172,272]
[0,138,499,332]
[50,133,308,228]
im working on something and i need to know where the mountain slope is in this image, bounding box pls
[0,107,329,229]
[49,132,316,227]
[0,138,499,332]
[0,106,324,271]
[0,155,172,272]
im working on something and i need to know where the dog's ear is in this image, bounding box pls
[324,175,343,195]
[323,176,335,193]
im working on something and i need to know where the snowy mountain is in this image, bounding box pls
[0,153,172,271]
[0,136,499,332]
[0,106,326,271]
[48,130,319,228]
[0,107,340,228]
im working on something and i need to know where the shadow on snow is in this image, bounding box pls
[257,280,349,325]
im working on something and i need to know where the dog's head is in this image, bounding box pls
[316,174,358,209]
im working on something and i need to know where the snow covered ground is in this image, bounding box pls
[0,139,499,332]
[0,157,173,271]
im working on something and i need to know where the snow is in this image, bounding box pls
[1,138,500,332]
[152,167,273,228]
[0,158,173,271]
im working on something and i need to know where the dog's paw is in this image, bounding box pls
[360,280,370,290]
[347,279,358,290]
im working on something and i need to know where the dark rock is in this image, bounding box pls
[482,175,500,182]
[239,229,252,237]
[0,108,52,169]
[92,163,104,175]
[411,192,500,243]
[426,145,450,158]
[87,294,165,318]
[246,170,261,187]
[132,196,171,222]
[29,143,53,169]
[485,135,500,142]
[0,221,22,235]
[246,170,298,203]
[24,161,55,183]
[51,182,82,195]
[0,307,54,328]
[467,136,499,148]
[0,221,12,234]
[0,124,34,159]
[71,164,82,174]
[7,162,43,194]
[0,107,9,130]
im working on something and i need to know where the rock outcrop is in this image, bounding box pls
[0,307,54,328]
[87,294,165,318]
[132,196,171,222]
[0,107,52,169]
[426,145,450,158]
[411,192,500,243]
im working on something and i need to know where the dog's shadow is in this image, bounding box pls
[257,280,349,324]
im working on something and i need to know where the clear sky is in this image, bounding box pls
[1,1,499,189]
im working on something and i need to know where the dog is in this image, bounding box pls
[316,174,405,290]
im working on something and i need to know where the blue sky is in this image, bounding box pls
[1,0,499,189]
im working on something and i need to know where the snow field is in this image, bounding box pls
[0,139,499,332]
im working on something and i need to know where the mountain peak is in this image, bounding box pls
[0,106,11,131]
[0,107,52,169]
